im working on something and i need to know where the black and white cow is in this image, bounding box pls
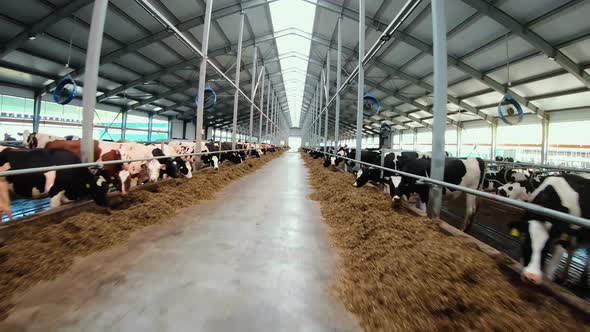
[394,157,485,231]
[508,174,590,285]
[0,148,109,219]
[353,151,422,197]
[497,174,546,201]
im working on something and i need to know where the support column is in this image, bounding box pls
[355,0,365,164]
[147,112,153,142]
[323,69,329,152]
[258,74,266,143]
[248,45,257,147]
[231,13,245,149]
[491,120,498,159]
[167,116,173,139]
[541,114,550,164]
[32,91,41,133]
[456,126,462,157]
[428,0,448,219]
[413,128,418,151]
[195,0,214,156]
[319,70,324,151]
[121,109,128,140]
[81,0,108,163]
[182,120,187,139]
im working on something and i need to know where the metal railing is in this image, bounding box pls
[309,150,590,229]
[0,147,266,178]
[483,159,590,174]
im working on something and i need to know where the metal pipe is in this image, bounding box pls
[456,126,462,157]
[413,128,418,151]
[258,73,266,143]
[428,0,448,219]
[319,70,324,150]
[248,45,258,146]
[232,12,245,150]
[147,112,153,142]
[323,69,329,152]
[316,151,590,229]
[266,89,271,142]
[355,0,365,163]
[0,148,254,178]
[541,114,550,164]
[491,120,498,159]
[121,109,128,140]
[194,0,214,159]
[335,16,342,148]
[32,91,41,133]
[81,0,109,163]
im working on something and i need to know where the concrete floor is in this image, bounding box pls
[1,151,359,332]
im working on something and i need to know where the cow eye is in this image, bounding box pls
[508,186,513,190]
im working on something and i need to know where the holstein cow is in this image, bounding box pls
[20,130,72,148]
[353,151,422,197]
[0,147,109,219]
[144,143,185,179]
[394,157,485,231]
[45,139,123,188]
[168,140,213,170]
[497,175,546,201]
[508,174,590,285]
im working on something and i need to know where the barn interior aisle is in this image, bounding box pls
[0,150,359,332]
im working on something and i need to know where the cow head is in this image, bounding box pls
[175,157,192,178]
[20,130,38,148]
[353,167,378,187]
[228,152,242,164]
[147,160,162,182]
[497,182,530,201]
[507,219,566,285]
[161,158,180,178]
[87,175,109,206]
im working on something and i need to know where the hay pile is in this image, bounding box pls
[301,151,589,331]
[0,150,285,320]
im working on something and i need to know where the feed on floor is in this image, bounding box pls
[302,151,589,331]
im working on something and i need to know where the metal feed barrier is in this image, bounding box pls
[316,150,590,229]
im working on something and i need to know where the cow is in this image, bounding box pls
[19,130,65,148]
[508,174,590,285]
[394,157,485,231]
[497,175,546,201]
[145,143,183,179]
[45,139,123,188]
[168,140,213,170]
[0,148,109,219]
[353,151,422,197]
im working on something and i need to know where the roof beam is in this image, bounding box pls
[0,0,93,58]
[462,0,590,90]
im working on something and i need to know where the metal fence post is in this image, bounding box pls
[335,16,342,148]
[32,91,41,133]
[258,74,266,143]
[81,0,109,163]
[491,120,498,159]
[195,0,214,158]
[355,0,365,164]
[541,114,550,164]
[147,112,153,142]
[248,45,257,147]
[428,0,448,219]
[232,12,245,150]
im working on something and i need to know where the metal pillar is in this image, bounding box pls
[265,84,271,142]
[167,116,173,138]
[258,74,266,143]
[325,48,331,149]
[248,45,257,146]
[319,70,325,151]
[355,0,365,164]
[541,114,550,164]
[121,109,128,140]
[195,0,213,156]
[81,0,108,163]
[182,120,187,139]
[456,126,462,157]
[147,112,153,142]
[231,13,245,149]
[32,91,41,133]
[428,0,448,220]
[490,120,498,159]
[413,128,418,150]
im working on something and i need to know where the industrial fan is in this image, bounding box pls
[53,75,77,105]
[363,93,381,117]
[497,94,523,125]
[194,87,217,112]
